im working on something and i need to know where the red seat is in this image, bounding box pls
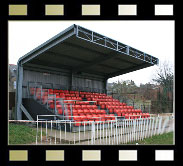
[86,105,92,109]
[89,109,96,114]
[78,109,83,114]
[91,105,97,109]
[92,114,99,120]
[122,112,125,116]
[125,114,129,119]
[80,115,87,121]
[74,121,81,126]
[49,103,55,109]
[81,105,87,109]
[83,109,90,114]
[100,110,106,114]
[95,109,101,114]
[130,115,134,119]
[73,116,81,121]
[86,115,93,120]
[100,104,105,109]
[104,114,111,121]
[72,109,78,114]
[98,114,105,121]
[117,112,121,116]
[57,108,63,114]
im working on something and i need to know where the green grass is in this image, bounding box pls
[9,123,45,145]
[128,132,174,145]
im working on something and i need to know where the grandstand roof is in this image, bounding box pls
[18,24,159,79]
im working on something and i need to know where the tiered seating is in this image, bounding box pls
[29,87,150,126]
[84,92,150,119]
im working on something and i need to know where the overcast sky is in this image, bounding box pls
[8,21,174,86]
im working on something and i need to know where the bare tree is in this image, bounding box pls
[152,61,174,113]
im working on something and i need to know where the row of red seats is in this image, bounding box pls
[64,97,82,100]
[73,109,106,114]
[100,103,128,109]
[124,113,150,119]
[48,99,92,106]
[48,101,97,110]
[85,94,111,99]
[107,105,132,109]
[30,88,108,96]
[80,91,106,95]
[49,89,107,96]
[87,98,118,102]
[108,106,134,112]
[100,102,126,106]
[61,93,80,97]
[55,108,107,116]
[91,98,120,105]
[73,114,116,126]
[108,109,142,114]
[58,110,109,120]
[72,104,98,110]
[113,109,142,114]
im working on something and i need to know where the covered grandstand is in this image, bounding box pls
[15,24,159,129]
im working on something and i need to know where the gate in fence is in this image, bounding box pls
[36,114,174,145]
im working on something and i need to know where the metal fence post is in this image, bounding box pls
[91,122,95,145]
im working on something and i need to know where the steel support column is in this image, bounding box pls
[15,63,23,120]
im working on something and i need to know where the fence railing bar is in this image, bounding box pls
[46,120,48,142]
[114,121,116,144]
[152,118,154,136]
[54,120,57,144]
[125,120,126,144]
[148,118,151,138]
[116,120,118,145]
[36,120,38,145]
[139,119,141,141]
[108,121,110,145]
[137,119,139,141]
[41,122,42,144]
[142,119,145,140]
[50,120,52,144]
[130,120,132,143]
[97,122,99,143]
[88,123,90,145]
[120,121,122,143]
[69,121,71,144]
[103,122,105,144]
[65,121,66,141]
[145,119,148,138]
[154,117,158,135]
[79,125,80,144]
[111,121,113,145]
[84,122,86,140]
[158,117,162,135]
[123,120,124,144]
[134,119,136,142]
[60,123,62,144]
[105,122,107,144]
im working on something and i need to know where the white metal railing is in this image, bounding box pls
[35,114,174,145]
